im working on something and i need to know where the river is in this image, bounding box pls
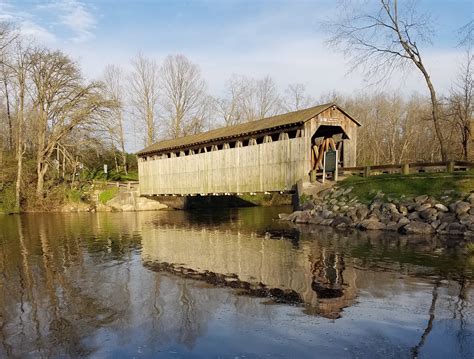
[0,207,472,358]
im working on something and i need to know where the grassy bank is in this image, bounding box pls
[336,170,474,203]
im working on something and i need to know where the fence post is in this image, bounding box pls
[402,163,410,175]
[446,161,455,173]
[364,166,371,177]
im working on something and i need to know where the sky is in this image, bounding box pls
[2,0,473,97]
[1,0,472,150]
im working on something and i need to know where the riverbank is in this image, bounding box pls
[282,172,474,237]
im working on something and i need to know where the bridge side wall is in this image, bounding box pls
[139,137,307,195]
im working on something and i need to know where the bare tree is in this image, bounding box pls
[255,75,279,119]
[282,83,314,112]
[159,54,209,138]
[29,48,109,197]
[102,64,128,173]
[449,49,473,160]
[216,74,280,126]
[327,0,448,160]
[0,22,18,151]
[215,75,248,126]
[129,53,160,147]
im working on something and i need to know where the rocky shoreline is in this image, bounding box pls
[280,187,474,238]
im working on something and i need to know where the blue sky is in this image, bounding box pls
[2,0,473,98]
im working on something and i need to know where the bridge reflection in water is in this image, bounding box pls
[141,220,356,318]
[0,209,471,358]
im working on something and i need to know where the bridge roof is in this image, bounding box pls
[138,103,359,156]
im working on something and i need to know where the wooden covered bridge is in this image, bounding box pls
[137,103,360,196]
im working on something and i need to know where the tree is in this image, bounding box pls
[160,54,209,138]
[102,64,128,173]
[449,50,473,160]
[254,75,279,119]
[0,22,18,151]
[281,83,314,112]
[327,0,448,160]
[215,74,279,126]
[29,48,109,197]
[129,53,159,146]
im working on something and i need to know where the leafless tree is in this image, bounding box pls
[29,48,109,197]
[216,74,280,126]
[255,75,279,119]
[0,22,18,151]
[129,53,159,146]
[327,0,448,160]
[102,64,128,173]
[159,54,209,138]
[281,83,314,112]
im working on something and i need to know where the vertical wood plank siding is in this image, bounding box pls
[139,137,307,195]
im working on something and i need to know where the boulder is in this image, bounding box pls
[307,215,324,225]
[455,202,471,216]
[385,222,401,231]
[398,204,408,215]
[434,203,449,212]
[439,213,456,223]
[286,211,302,222]
[415,203,432,212]
[419,208,438,221]
[398,217,410,225]
[358,219,386,231]
[332,216,353,227]
[278,213,290,220]
[400,222,435,235]
[295,211,313,223]
[446,223,467,235]
[408,212,420,221]
[299,202,314,211]
[320,219,334,226]
[467,193,474,205]
[414,195,429,204]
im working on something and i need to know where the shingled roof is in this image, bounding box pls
[137,103,359,156]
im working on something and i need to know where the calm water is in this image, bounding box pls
[0,207,472,358]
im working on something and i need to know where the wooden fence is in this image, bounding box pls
[341,161,474,177]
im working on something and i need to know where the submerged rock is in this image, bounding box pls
[400,222,435,235]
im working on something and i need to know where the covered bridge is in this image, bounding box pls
[137,103,360,196]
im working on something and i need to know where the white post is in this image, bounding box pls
[334,149,338,181]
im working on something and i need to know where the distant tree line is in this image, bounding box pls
[0,0,472,211]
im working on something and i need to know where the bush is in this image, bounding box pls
[0,184,17,213]
[99,187,119,204]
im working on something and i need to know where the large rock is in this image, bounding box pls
[415,203,432,212]
[286,211,302,222]
[356,207,369,220]
[455,202,471,216]
[414,195,429,204]
[467,193,474,205]
[358,219,386,231]
[294,211,313,223]
[400,222,435,235]
[331,216,353,228]
[434,203,449,212]
[446,223,467,235]
[419,208,438,221]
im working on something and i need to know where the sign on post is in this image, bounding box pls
[322,150,338,183]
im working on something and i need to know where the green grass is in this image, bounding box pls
[338,170,474,203]
[67,188,83,203]
[99,187,119,204]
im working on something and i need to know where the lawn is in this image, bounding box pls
[337,170,474,203]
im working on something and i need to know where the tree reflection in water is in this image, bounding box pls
[0,209,471,358]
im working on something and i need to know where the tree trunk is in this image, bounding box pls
[3,71,13,151]
[14,88,24,212]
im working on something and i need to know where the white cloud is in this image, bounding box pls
[19,20,57,44]
[52,0,97,43]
